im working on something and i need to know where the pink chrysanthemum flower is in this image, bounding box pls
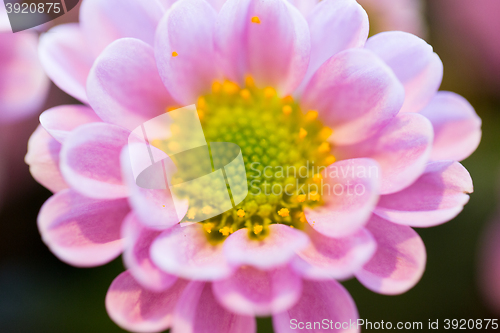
[27,0,482,331]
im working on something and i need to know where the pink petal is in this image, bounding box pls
[273,280,359,333]
[39,24,93,103]
[155,0,219,104]
[216,0,310,94]
[302,48,404,145]
[80,0,165,56]
[335,112,434,194]
[223,224,310,270]
[365,31,443,113]
[173,281,256,333]
[296,0,369,94]
[120,144,186,230]
[355,215,426,295]
[38,189,129,267]
[286,0,317,17]
[25,125,68,193]
[106,271,188,333]
[304,158,380,238]
[0,32,49,122]
[122,213,178,292]
[151,224,234,280]
[87,38,175,131]
[39,105,101,143]
[212,265,302,316]
[292,225,376,280]
[60,123,129,199]
[419,91,482,161]
[374,161,473,227]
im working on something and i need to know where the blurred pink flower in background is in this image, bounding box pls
[356,0,426,37]
[26,0,481,332]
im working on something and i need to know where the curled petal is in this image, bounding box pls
[374,161,473,227]
[106,271,188,333]
[212,265,302,316]
[419,91,482,161]
[304,158,380,238]
[151,224,234,280]
[365,31,443,113]
[155,0,219,104]
[292,225,376,280]
[88,38,175,131]
[60,123,129,199]
[302,48,404,145]
[39,105,101,143]
[173,282,256,333]
[336,112,434,194]
[273,279,359,333]
[216,0,310,94]
[355,215,426,295]
[223,224,310,270]
[25,126,68,193]
[39,24,93,103]
[122,213,178,292]
[38,189,129,267]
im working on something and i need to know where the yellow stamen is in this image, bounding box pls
[253,225,263,234]
[297,194,306,203]
[219,226,233,236]
[305,110,318,121]
[203,223,214,233]
[278,208,290,217]
[282,105,292,115]
[319,127,333,140]
[187,208,196,220]
[237,209,246,218]
[212,81,222,93]
[240,89,251,100]
[197,96,207,110]
[264,87,276,99]
[251,16,261,24]
[324,155,336,165]
[297,212,307,223]
[166,106,178,112]
[313,173,323,183]
[245,75,255,88]
[282,95,294,104]
[172,51,178,57]
[223,80,239,94]
[290,225,294,228]
[299,128,308,139]
[202,206,213,215]
[310,192,320,201]
[318,142,330,153]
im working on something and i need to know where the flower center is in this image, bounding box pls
[168,77,335,243]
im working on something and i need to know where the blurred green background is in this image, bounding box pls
[1,0,500,332]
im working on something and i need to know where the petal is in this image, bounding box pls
[151,224,234,280]
[173,282,256,333]
[374,161,473,227]
[292,225,376,280]
[38,189,129,267]
[286,0,317,17]
[122,213,178,292]
[80,0,165,56]
[60,123,129,199]
[25,126,68,193]
[273,280,359,333]
[0,32,49,122]
[212,265,302,316]
[39,24,93,103]
[419,91,482,161]
[155,0,219,104]
[216,0,310,94]
[302,48,404,145]
[106,271,188,333]
[335,112,434,194]
[223,224,309,270]
[120,144,186,230]
[355,215,426,295]
[87,38,176,131]
[39,105,101,143]
[296,0,369,94]
[365,31,443,113]
[304,158,380,238]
